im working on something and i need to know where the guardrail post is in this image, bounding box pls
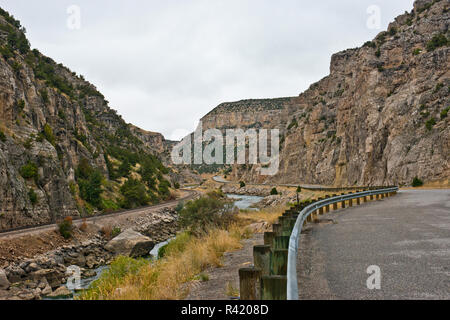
[270,249,288,276]
[348,193,353,207]
[311,210,318,222]
[356,196,361,205]
[264,232,275,247]
[239,267,262,300]
[370,194,374,200]
[325,195,330,213]
[318,198,324,215]
[332,194,338,210]
[261,276,287,300]
[254,245,271,276]
[341,194,346,208]
[273,236,290,250]
[272,224,282,236]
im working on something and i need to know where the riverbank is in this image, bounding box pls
[0,206,178,300]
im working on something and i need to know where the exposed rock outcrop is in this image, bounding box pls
[199,0,449,187]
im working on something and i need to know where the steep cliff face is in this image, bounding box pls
[200,0,449,187]
[0,9,174,231]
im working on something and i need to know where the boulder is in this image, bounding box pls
[105,229,154,258]
[30,269,65,289]
[0,269,10,290]
[47,286,72,298]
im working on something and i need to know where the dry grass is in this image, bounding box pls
[78,227,247,300]
[237,206,286,225]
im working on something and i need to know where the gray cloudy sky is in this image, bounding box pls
[0,0,414,140]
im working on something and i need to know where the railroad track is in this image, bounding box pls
[0,189,199,239]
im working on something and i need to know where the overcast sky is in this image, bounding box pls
[0,0,414,140]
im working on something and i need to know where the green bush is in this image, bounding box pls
[412,48,422,55]
[375,48,381,57]
[239,181,246,188]
[0,131,7,142]
[441,106,449,119]
[20,162,38,180]
[426,33,448,51]
[111,227,121,238]
[39,89,49,104]
[178,192,236,236]
[58,217,73,239]
[412,177,424,187]
[43,124,55,146]
[120,178,149,209]
[76,159,104,208]
[270,187,278,195]
[175,201,184,213]
[425,118,436,131]
[28,188,38,205]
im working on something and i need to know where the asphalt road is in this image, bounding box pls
[297,189,450,300]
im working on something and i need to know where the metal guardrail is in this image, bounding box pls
[286,186,399,300]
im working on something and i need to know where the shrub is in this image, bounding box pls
[270,188,278,195]
[28,188,38,205]
[174,182,180,189]
[120,178,149,209]
[412,48,422,55]
[239,181,246,188]
[58,217,73,239]
[440,106,449,119]
[412,177,424,188]
[43,124,55,146]
[178,193,237,236]
[426,33,448,51]
[111,227,121,239]
[23,138,33,149]
[375,48,381,57]
[20,162,38,180]
[79,218,88,232]
[0,131,7,142]
[76,159,104,208]
[296,186,302,193]
[175,201,184,213]
[39,88,49,104]
[425,118,436,131]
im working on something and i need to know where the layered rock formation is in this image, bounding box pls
[200,0,449,187]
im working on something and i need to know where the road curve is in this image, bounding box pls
[0,189,199,240]
[297,189,450,300]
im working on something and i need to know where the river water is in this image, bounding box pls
[53,194,262,300]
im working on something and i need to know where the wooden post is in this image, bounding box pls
[325,195,330,213]
[261,275,287,300]
[273,236,290,250]
[370,194,374,200]
[270,249,288,276]
[311,210,318,222]
[318,198,324,215]
[356,196,361,205]
[341,194,346,209]
[363,195,367,203]
[239,267,262,300]
[254,245,271,276]
[348,193,353,207]
[272,224,282,236]
[332,194,338,210]
[264,232,275,247]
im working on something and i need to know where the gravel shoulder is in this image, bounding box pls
[185,233,263,300]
